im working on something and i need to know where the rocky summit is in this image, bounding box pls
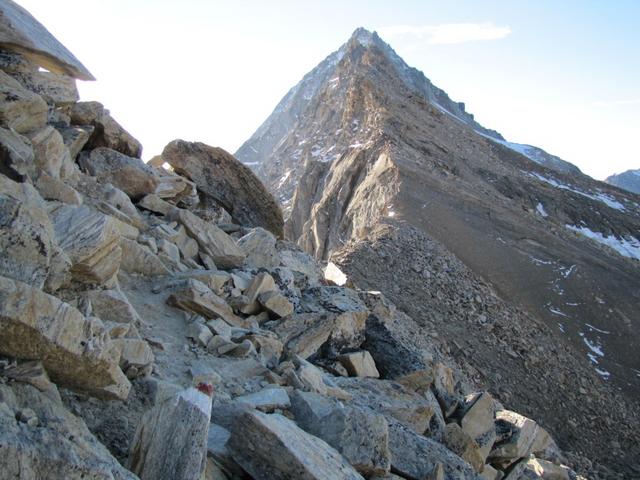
[0,3,637,480]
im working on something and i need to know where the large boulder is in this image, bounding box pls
[0,275,131,399]
[0,69,47,133]
[162,140,284,237]
[51,205,122,285]
[228,410,364,480]
[386,418,479,480]
[0,175,60,289]
[26,125,72,179]
[335,377,438,435]
[291,390,391,476]
[71,102,142,157]
[0,382,136,479]
[489,410,552,465]
[168,278,245,327]
[0,0,95,80]
[78,147,157,199]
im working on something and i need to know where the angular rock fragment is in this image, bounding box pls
[0,125,34,180]
[0,69,47,133]
[335,377,438,435]
[0,175,58,288]
[0,0,95,79]
[0,275,130,399]
[58,124,92,159]
[0,382,136,479]
[71,101,142,157]
[163,140,284,237]
[386,418,479,480]
[228,410,364,480]
[236,387,291,412]
[258,289,294,318]
[120,238,170,276]
[490,410,552,464]
[291,390,391,476]
[240,272,277,314]
[170,208,245,269]
[339,350,380,378]
[78,147,157,199]
[444,423,484,473]
[458,392,496,463]
[129,382,214,480]
[237,227,280,267]
[85,288,143,324]
[26,125,71,178]
[139,193,175,215]
[35,172,83,205]
[168,279,245,326]
[52,204,122,285]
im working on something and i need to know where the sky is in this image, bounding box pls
[18,0,640,180]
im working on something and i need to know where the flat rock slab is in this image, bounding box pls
[0,0,95,79]
[0,275,130,400]
[228,410,364,480]
[163,140,284,237]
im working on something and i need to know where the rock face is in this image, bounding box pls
[0,69,47,133]
[236,26,640,477]
[606,168,640,194]
[163,140,284,237]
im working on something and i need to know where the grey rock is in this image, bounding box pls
[237,227,280,268]
[120,238,170,277]
[236,387,291,412]
[0,69,47,133]
[0,125,34,180]
[228,410,364,479]
[291,390,391,476]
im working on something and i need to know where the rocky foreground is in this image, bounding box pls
[0,2,603,480]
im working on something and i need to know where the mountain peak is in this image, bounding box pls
[348,27,379,47]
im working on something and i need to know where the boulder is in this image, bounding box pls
[163,140,284,237]
[0,382,136,479]
[206,424,246,479]
[0,175,58,288]
[120,238,171,276]
[236,387,291,412]
[58,124,93,159]
[338,350,380,378]
[237,227,280,268]
[71,101,142,157]
[26,125,71,178]
[0,0,95,79]
[362,313,431,380]
[129,382,214,480]
[84,288,143,325]
[154,173,196,201]
[458,392,496,463]
[139,193,175,215]
[490,410,552,464]
[168,279,245,327]
[433,362,459,417]
[113,338,154,370]
[258,290,294,318]
[240,272,277,314]
[291,390,391,476]
[170,208,245,269]
[444,423,484,473]
[9,69,79,105]
[335,377,437,435]
[0,69,47,133]
[35,172,83,205]
[78,147,157,199]
[517,458,573,480]
[0,275,130,399]
[228,410,364,480]
[52,205,122,285]
[0,125,34,180]
[386,418,479,480]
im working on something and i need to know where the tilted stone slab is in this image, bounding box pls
[168,278,245,327]
[0,275,130,399]
[0,0,95,80]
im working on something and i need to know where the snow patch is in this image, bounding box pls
[595,368,610,379]
[579,333,604,357]
[535,202,548,217]
[548,306,568,317]
[585,323,610,335]
[566,225,640,260]
[529,173,626,211]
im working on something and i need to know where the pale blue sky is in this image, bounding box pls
[19,0,640,179]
